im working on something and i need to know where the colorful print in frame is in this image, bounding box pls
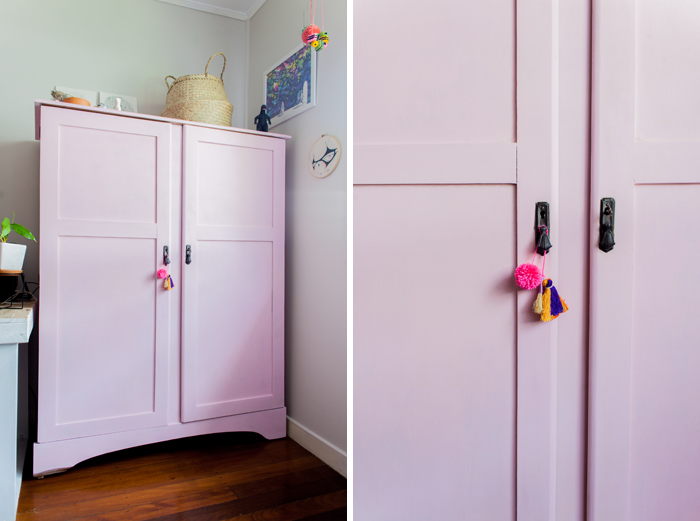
[264,43,317,128]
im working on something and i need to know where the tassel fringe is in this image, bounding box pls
[539,278,569,322]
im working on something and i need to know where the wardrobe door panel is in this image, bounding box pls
[38,107,172,442]
[181,126,285,423]
[589,1,700,519]
[355,1,567,519]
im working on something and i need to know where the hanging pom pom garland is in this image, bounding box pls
[514,251,542,290]
[156,263,174,291]
[515,224,570,322]
[315,31,329,51]
[302,24,321,46]
[302,0,328,51]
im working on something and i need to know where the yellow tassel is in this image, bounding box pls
[541,284,553,322]
[164,277,171,290]
[532,293,543,314]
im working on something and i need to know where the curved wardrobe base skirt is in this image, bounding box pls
[33,407,287,477]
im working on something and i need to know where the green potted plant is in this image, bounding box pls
[0,212,36,271]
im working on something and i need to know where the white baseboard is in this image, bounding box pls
[287,417,347,477]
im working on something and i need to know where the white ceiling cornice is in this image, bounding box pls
[155,0,267,21]
[246,0,266,19]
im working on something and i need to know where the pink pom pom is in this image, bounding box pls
[157,268,168,279]
[514,263,542,289]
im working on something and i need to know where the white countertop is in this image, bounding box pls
[0,300,35,344]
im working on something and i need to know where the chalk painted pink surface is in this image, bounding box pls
[589,1,700,519]
[354,186,517,520]
[33,409,287,477]
[354,0,515,145]
[181,126,286,423]
[38,107,172,443]
[35,103,288,476]
[354,0,572,519]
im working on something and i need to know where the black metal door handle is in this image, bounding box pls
[535,202,552,255]
[599,198,615,253]
[163,246,170,265]
[186,245,192,265]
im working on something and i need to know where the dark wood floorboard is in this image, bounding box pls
[18,432,346,520]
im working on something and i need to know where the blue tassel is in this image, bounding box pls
[549,282,564,316]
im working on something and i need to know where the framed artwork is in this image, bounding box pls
[263,43,316,128]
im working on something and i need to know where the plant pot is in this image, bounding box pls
[0,243,27,271]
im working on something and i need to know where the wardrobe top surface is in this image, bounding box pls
[34,100,291,141]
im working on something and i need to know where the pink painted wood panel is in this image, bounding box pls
[57,126,156,223]
[354,185,517,520]
[55,237,158,426]
[635,0,700,141]
[354,0,515,146]
[590,1,700,519]
[515,1,562,519]
[635,142,700,184]
[354,1,564,519]
[167,126,183,426]
[33,408,287,477]
[196,142,273,227]
[194,240,273,406]
[34,99,292,142]
[589,1,636,519]
[354,143,516,185]
[554,1,592,519]
[38,107,172,444]
[628,185,700,521]
[181,126,285,423]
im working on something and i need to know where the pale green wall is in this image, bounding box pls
[0,0,247,282]
[248,0,348,453]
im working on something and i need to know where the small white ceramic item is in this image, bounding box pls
[0,243,27,271]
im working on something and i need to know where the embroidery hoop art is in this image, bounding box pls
[308,135,341,178]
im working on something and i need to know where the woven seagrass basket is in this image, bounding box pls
[161,52,233,126]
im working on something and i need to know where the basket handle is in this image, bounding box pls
[204,52,227,81]
[165,76,177,90]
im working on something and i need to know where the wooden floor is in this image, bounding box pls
[17,432,347,520]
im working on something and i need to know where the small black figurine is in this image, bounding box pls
[254,105,271,132]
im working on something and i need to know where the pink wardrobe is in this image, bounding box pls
[354,1,700,520]
[34,101,288,477]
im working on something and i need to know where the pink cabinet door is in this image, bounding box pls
[38,107,172,442]
[354,1,571,519]
[588,2,700,520]
[180,126,285,423]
